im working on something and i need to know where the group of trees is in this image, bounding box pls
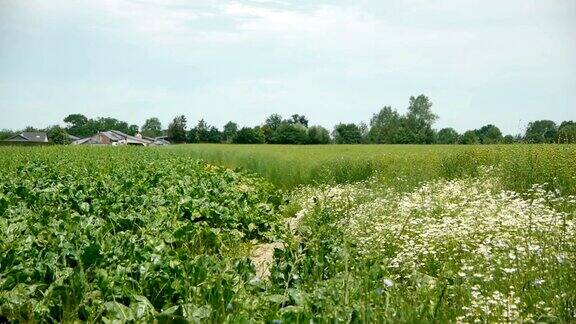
[165,113,332,144]
[367,95,438,144]
[63,114,140,138]
[2,94,575,144]
[524,120,576,144]
[434,121,576,145]
[160,94,576,144]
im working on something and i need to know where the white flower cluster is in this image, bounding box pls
[292,173,576,322]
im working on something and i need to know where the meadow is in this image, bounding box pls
[1,144,575,322]
[176,144,576,195]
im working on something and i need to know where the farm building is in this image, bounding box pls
[73,130,169,146]
[5,132,49,143]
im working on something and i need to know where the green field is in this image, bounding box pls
[175,144,576,195]
[1,145,575,322]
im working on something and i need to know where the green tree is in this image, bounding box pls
[261,124,274,143]
[127,124,139,136]
[307,125,331,144]
[332,123,362,144]
[289,114,309,127]
[358,122,370,144]
[233,127,264,144]
[253,126,266,143]
[559,120,575,128]
[502,135,515,144]
[477,124,503,144]
[206,126,222,143]
[460,130,480,144]
[437,128,459,144]
[558,124,576,143]
[369,106,402,143]
[223,121,238,143]
[64,114,90,137]
[167,115,188,143]
[92,117,127,133]
[265,114,283,130]
[524,120,558,143]
[24,126,39,132]
[48,126,71,145]
[559,120,574,132]
[141,118,163,137]
[0,129,15,140]
[190,119,210,143]
[270,123,308,144]
[64,114,88,127]
[404,95,438,144]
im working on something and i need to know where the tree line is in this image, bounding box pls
[161,95,576,144]
[1,94,575,144]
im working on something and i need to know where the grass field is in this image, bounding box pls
[175,144,576,195]
[1,144,575,322]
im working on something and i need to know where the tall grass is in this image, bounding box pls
[170,144,576,195]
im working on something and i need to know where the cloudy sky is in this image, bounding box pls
[1,0,575,134]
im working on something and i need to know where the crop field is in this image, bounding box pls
[1,145,575,322]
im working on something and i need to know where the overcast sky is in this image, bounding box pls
[1,0,575,134]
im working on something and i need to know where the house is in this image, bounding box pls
[5,132,48,143]
[73,130,170,146]
[143,136,171,145]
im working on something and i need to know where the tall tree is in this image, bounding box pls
[167,115,188,143]
[265,114,283,130]
[369,106,402,144]
[141,118,163,137]
[404,95,438,144]
[64,114,88,127]
[64,114,90,137]
[262,114,283,143]
[407,95,438,124]
[290,114,309,127]
[524,120,558,143]
[358,122,370,144]
[190,119,210,143]
[223,121,238,143]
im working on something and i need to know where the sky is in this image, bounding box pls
[0,0,575,135]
